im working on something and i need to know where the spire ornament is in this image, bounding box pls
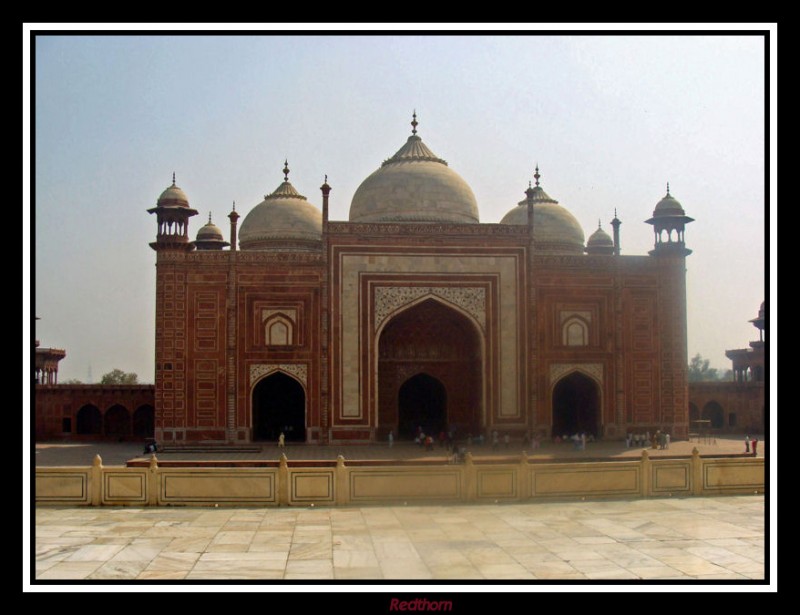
[411,110,418,135]
[283,160,290,182]
[534,164,541,187]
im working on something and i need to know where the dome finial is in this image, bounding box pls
[172,172,176,186]
[283,160,290,182]
[534,164,541,187]
[208,211,212,224]
[666,182,670,196]
[232,200,236,212]
[411,110,418,135]
[598,219,602,229]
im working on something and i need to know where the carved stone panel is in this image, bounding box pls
[550,363,603,386]
[375,286,485,333]
[250,363,308,388]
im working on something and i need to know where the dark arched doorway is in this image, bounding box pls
[378,298,482,439]
[133,405,155,438]
[76,404,102,435]
[398,373,447,440]
[252,372,306,442]
[552,372,600,437]
[104,405,130,438]
[703,401,724,430]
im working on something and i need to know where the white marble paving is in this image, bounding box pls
[33,495,766,582]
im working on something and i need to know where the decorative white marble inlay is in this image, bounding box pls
[250,363,308,387]
[374,286,485,332]
[550,363,603,385]
[262,308,297,323]
[560,310,592,324]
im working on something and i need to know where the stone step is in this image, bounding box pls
[157,445,263,454]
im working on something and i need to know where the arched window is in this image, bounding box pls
[264,314,294,346]
[563,317,588,347]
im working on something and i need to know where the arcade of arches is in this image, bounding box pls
[34,385,156,440]
[377,299,482,439]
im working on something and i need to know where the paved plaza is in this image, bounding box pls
[30,436,769,583]
[33,496,765,581]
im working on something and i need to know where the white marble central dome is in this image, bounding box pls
[349,116,479,224]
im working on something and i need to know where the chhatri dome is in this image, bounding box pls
[193,212,230,251]
[238,161,322,251]
[585,220,615,255]
[349,112,480,224]
[156,173,191,209]
[651,183,687,218]
[499,166,586,254]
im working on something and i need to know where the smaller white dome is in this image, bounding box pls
[585,222,614,255]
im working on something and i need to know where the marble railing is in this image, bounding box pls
[35,449,764,507]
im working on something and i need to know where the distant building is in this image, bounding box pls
[688,303,766,433]
[147,114,695,445]
[34,333,155,441]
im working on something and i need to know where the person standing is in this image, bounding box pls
[278,432,285,449]
[744,435,750,454]
[388,429,394,448]
[665,432,670,449]
[752,437,758,457]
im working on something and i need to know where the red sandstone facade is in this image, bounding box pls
[149,122,695,446]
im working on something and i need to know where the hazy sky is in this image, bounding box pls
[27,28,772,383]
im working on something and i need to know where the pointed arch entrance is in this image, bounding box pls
[378,297,482,439]
[552,372,600,437]
[252,372,306,442]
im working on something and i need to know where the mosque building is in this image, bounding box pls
[148,114,694,445]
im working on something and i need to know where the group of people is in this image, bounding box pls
[625,431,670,449]
[744,435,759,456]
[553,432,595,449]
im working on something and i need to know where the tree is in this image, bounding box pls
[100,369,138,384]
[62,378,83,384]
[688,354,723,382]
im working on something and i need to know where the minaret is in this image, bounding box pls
[228,201,239,251]
[320,175,332,444]
[645,183,694,438]
[148,174,197,445]
[611,209,621,256]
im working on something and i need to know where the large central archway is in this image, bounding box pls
[252,372,306,442]
[378,297,482,440]
[552,372,600,437]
